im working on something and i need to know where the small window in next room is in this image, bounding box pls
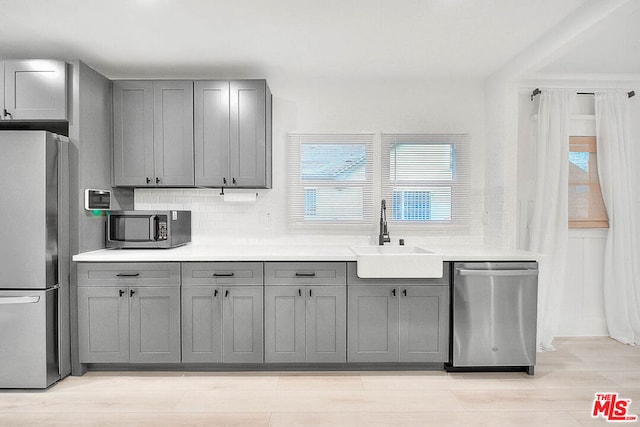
[568,136,608,228]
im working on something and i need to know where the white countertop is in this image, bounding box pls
[73,243,540,262]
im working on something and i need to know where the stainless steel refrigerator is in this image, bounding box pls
[0,131,69,388]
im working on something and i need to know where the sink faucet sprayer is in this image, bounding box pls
[379,199,390,245]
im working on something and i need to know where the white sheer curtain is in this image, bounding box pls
[528,90,574,351]
[595,91,640,345]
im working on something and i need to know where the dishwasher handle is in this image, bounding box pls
[456,268,538,277]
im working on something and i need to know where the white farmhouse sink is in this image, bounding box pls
[350,246,444,278]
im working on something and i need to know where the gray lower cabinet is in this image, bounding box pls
[264,262,347,363]
[181,262,264,363]
[347,262,450,363]
[77,262,181,364]
[77,285,181,363]
[347,285,399,363]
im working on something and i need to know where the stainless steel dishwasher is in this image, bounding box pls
[448,262,538,375]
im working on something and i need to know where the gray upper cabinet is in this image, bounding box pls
[195,80,272,188]
[265,262,347,363]
[113,80,194,187]
[113,81,154,186]
[194,81,229,187]
[1,60,67,120]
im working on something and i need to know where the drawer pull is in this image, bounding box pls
[295,272,316,277]
[116,273,140,277]
[213,273,235,277]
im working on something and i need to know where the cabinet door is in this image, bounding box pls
[129,286,181,363]
[113,81,155,186]
[77,287,129,363]
[229,80,266,188]
[222,286,263,363]
[194,81,230,187]
[398,286,449,363]
[182,286,223,363]
[347,286,398,363]
[306,286,346,363]
[265,286,305,363]
[153,81,194,186]
[3,60,67,120]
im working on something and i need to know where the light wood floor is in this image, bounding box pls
[1,337,639,426]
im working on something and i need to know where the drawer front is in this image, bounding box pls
[346,262,450,286]
[265,262,346,285]
[182,262,263,285]
[77,262,180,286]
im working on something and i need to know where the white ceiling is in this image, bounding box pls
[0,0,637,81]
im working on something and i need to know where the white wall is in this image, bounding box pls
[136,76,487,246]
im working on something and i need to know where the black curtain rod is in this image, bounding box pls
[530,88,636,101]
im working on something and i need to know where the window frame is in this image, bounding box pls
[381,133,470,231]
[288,133,375,230]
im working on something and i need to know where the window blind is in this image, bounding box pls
[288,133,374,227]
[382,134,470,229]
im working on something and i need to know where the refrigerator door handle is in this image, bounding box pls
[456,268,538,277]
[0,296,40,305]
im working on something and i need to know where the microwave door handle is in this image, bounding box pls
[151,215,159,241]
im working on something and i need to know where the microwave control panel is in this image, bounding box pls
[157,221,168,240]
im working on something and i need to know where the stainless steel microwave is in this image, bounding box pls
[106,210,191,249]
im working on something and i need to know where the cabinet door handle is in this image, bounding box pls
[391,288,396,297]
[402,289,407,297]
[130,289,136,297]
[295,272,316,277]
[119,289,125,297]
[3,109,13,119]
[298,288,302,297]
[155,177,160,184]
[213,273,235,277]
[309,289,313,298]
[232,178,237,185]
[224,289,229,298]
[116,272,139,277]
[223,177,227,185]
[214,289,219,297]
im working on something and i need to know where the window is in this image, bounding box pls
[382,134,469,228]
[289,134,374,227]
[568,136,608,228]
